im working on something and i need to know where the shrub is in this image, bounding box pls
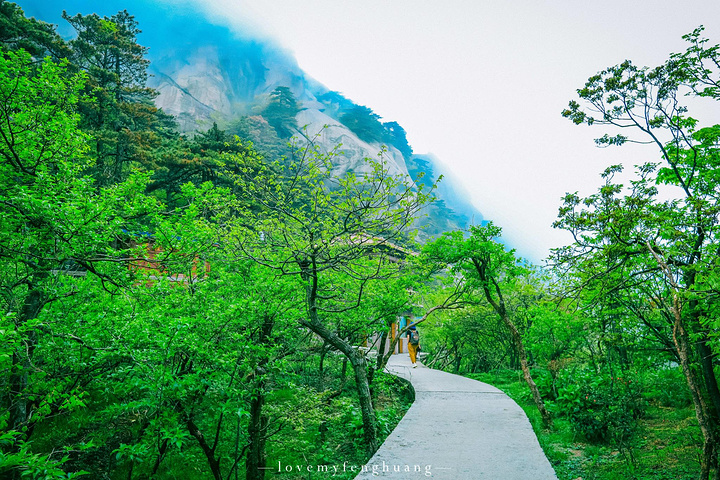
[555,369,646,444]
[340,106,385,144]
[643,367,692,408]
[530,368,556,400]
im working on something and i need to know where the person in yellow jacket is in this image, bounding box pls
[407,325,420,368]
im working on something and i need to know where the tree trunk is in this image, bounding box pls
[453,347,462,374]
[319,340,329,375]
[350,355,379,453]
[300,264,379,454]
[187,418,222,480]
[498,310,552,427]
[375,328,390,373]
[669,295,715,480]
[369,326,392,387]
[697,326,720,422]
[246,388,268,480]
[301,315,379,453]
[648,243,717,480]
[246,315,273,480]
[152,439,169,475]
[341,357,348,382]
[472,257,552,428]
[8,288,45,438]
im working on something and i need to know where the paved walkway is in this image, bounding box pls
[354,354,558,480]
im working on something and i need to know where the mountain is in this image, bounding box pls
[408,153,485,234]
[17,0,484,239]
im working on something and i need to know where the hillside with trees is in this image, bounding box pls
[1,2,720,480]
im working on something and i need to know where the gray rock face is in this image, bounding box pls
[294,109,411,180]
[150,48,228,131]
[149,42,312,132]
[150,47,412,181]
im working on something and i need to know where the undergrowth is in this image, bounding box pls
[466,369,701,480]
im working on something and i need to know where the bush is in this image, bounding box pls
[340,106,385,144]
[530,368,556,400]
[554,369,646,444]
[643,367,692,408]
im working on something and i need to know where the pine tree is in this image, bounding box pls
[0,0,70,59]
[261,86,300,138]
[63,9,174,184]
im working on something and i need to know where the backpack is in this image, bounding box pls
[409,330,420,346]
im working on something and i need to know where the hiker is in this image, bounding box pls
[407,325,420,368]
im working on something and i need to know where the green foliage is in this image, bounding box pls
[261,86,300,138]
[0,1,70,59]
[63,9,174,184]
[0,6,419,480]
[406,156,436,189]
[316,90,355,118]
[228,137,433,322]
[382,121,412,158]
[642,368,693,408]
[470,369,699,480]
[223,129,434,454]
[556,26,720,478]
[334,115,416,157]
[421,223,519,295]
[6,3,716,479]
[0,52,160,471]
[420,304,510,373]
[225,115,291,160]
[525,305,585,376]
[0,432,90,479]
[554,370,646,444]
[146,124,253,207]
[340,105,386,144]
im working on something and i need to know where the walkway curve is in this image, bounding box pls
[354,354,558,480]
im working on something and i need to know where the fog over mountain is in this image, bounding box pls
[19,0,485,243]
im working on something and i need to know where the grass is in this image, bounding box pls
[466,370,702,480]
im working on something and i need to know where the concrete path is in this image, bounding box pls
[354,354,557,480]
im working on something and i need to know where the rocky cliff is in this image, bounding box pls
[293,109,410,179]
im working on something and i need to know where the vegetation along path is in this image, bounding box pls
[355,354,557,480]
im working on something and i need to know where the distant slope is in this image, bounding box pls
[407,154,484,240]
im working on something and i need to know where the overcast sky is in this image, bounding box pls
[35,0,720,262]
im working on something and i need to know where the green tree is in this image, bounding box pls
[558,26,720,479]
[422,223,553,427]
[226,115,291,161]
[226,141,433,453]
[0,49,159,478]
[146,122,253,205]
[63,9,173,184]
[382,121,412,159]
[261,86,300,139]
[0,7,416,479]
[340,105,385,144]
[0,0,71,59]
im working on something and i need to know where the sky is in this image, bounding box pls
[23,0,720,263]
